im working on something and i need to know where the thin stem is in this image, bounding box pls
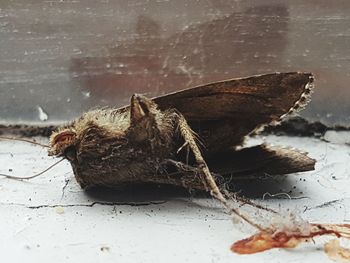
[0,136,49,148]
[0,158,65,180]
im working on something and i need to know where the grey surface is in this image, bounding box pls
[0,133,350,262]
[0,1,350,125]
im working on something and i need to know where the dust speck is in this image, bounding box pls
[100,246,110,252]
[55,206,65,214]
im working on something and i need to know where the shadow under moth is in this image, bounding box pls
[2,72,350,257]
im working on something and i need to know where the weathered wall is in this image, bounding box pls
[0,0,349,125]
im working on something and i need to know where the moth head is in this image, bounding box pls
[48,128,77,158]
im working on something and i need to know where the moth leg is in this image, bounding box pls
[175,113,264,230]
[176,114,225,195]
[177,141,190,164]
[163,158,216,191]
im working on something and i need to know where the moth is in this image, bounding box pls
[47,72,315,211]
[5,72,350,256]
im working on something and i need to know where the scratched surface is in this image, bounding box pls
[0,133,349,262]
[0,1,349,125]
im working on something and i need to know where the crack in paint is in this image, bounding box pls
[0,200,167,209]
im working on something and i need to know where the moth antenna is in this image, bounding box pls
[0,136,49,148]
[0,158,65,180]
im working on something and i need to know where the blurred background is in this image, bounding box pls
[0,0,349,126]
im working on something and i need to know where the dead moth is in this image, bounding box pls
[48,72,315,191]
[45,72,315,231]
[6,72,350,256]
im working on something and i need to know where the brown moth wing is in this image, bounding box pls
[161,145,315,190]
[206,145,316,179]
[116,72,314,154]
[155,72,313,153]
[154,72,312,120]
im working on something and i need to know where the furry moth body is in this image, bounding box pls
[48,72,315,190]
